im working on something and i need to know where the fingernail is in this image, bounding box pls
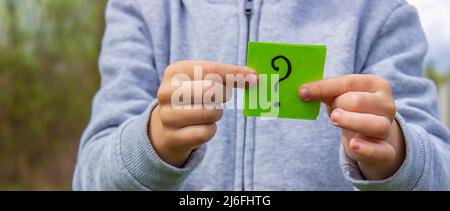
[299,87,310,100]
[243,67,257,74]
[331,109,342,123]
[247,74,259,87]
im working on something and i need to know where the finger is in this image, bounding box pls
[159,105,223,128]
[158,80,232,105]
[348,136,396,163]
[330,108,392,139]
[170,123,217,147]
[299,75,390,103]
[165,60,258,88]
[331,92,396,119]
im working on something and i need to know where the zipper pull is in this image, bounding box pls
[244,0,253,16]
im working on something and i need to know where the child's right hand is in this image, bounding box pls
[149,61,258,167]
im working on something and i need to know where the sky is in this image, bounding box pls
[408,0,450,72]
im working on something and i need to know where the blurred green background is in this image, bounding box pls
[0,0,448,190]
[0,0,106,190]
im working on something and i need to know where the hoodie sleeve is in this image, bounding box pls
[72,0,205,191]
[340,3,450,190]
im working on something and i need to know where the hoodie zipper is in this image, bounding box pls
[242,0,253,191]
[245,0,253,41]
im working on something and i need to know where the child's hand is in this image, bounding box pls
[149,61,258,167]
[299,75,405,180]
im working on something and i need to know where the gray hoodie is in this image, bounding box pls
[73,0,450,190]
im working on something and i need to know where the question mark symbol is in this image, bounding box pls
[271,55,292,107]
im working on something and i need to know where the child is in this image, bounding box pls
[73,0,450,190]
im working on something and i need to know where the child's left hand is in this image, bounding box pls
[299,75,405,180]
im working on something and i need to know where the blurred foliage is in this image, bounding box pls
[0,0,106,190]
[425,65,450,88]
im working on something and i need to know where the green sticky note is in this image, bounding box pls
[244,42,327,120]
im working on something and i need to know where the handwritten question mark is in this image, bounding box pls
[271,55,292,107]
